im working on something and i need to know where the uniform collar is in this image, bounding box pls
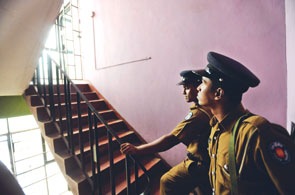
[210,104,248,132]
[190,103,198,111]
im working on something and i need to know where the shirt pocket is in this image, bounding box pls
[216,154,231,189]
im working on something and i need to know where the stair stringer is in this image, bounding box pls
[87,84,172,194]
[23,88,93,194]
[24,83,171,195]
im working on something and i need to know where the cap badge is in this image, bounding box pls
[269,141,291,164]
[205,67,223,82]
[185,112,193,120]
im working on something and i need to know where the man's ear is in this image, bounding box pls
[214,88,224,100]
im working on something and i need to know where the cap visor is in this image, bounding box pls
[177,81,185,85]
[193,69,210,78]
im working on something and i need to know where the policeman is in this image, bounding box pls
[120,70,212,195]
[195,51,295,194]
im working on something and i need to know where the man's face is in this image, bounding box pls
[182,84,198,103]
[197,77,216,107]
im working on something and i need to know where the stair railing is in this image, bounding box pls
[32,54,151,195]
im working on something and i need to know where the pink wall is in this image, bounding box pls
[80,0,286,166]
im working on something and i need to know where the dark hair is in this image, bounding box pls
[225,90,243,105]
[211,79,243,105]
[192,81,202,88]
[183,82,200,90]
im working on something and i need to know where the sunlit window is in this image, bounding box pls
[0,115,72,195]
[8,115,38,133]
[44,0,83,80]
[0,118,8,135]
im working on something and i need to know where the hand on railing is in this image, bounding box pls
[120,143,139,155]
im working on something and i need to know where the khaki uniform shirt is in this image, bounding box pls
[208,105,295,195]
[171,104,212,166]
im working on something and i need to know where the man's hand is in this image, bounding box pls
[120,134,179,155]
[120,143,139,155]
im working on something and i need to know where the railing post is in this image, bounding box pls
[77,92,85,170]
[94,117,102,195]
[33,54,152,195]
[134,162,139,194]
[47,55,56,121]
[36,64,41,96]
[41,55,47,106]
[107,131,115,195]
[87,108,95,192]
[65,77,73,154]
[32,71,36,86]
[56,65,63,125]
[125,156,131,195]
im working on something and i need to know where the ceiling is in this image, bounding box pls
[0,0,63,96]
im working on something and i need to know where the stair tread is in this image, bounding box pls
[29,91,96,97]
[51,118,124,138]
[70,118,124,134]
[74,130,134,154]
[52,98,105,107]
[57,109,114,121]
[68,150,161,188]
[25,82,167,195]
[29,98,105,108]
[104,157,162,194]
[55,130,134,158]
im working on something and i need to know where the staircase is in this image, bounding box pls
[23,56,170,195]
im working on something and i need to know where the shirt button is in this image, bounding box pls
[211,154,216,158]
[211,171,215,175]
[223,164,229,171]
[213,136,217,140]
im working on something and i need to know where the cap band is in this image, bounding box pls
[205,66,225,83]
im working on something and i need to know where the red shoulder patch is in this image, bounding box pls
[269,141,291,164]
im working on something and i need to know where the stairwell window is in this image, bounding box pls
[45,0,83,80]
[0,115,72,195]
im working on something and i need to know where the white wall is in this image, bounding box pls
[0,0,63,95]
[286,0,295,133]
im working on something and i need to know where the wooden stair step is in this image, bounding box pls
[57,109,117,123]
[55,130,135,159]
[69,119,126,136]
[48,83,92,93]
[24,83,169,194]
[52,99,109,118]
[103,157,162,195]
[73,130,135,155]
[29,91,99,106]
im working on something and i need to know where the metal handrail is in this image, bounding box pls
[33,54,151,195]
